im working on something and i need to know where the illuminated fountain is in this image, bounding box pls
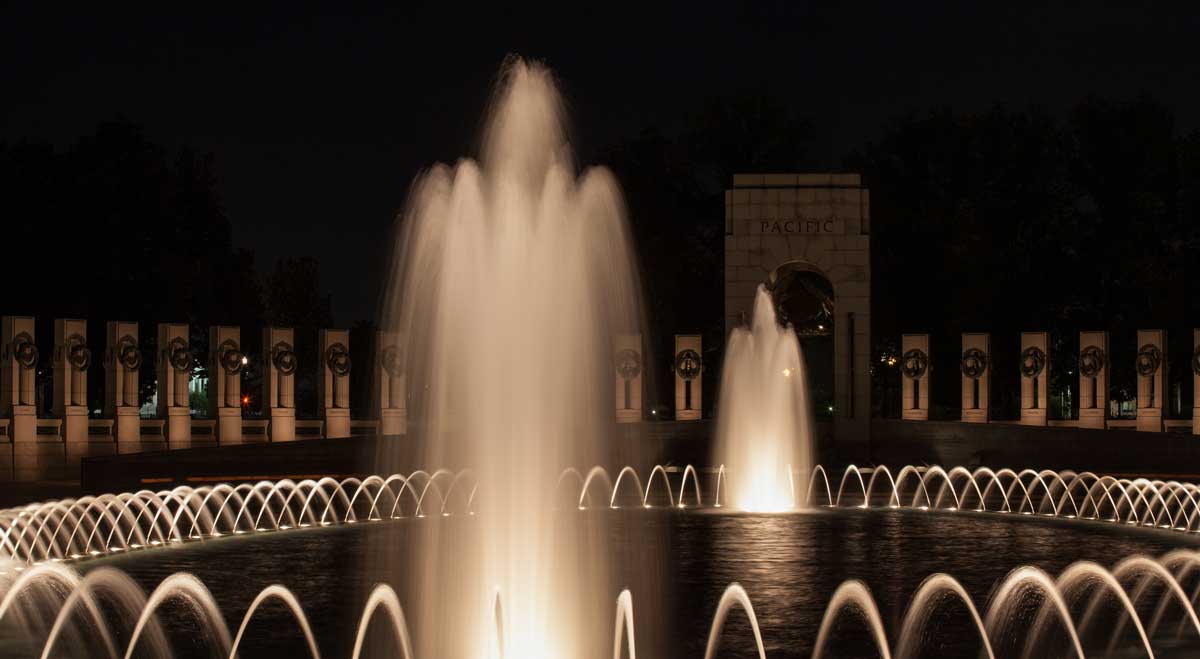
[4,463,1198,567]
[714,285,814,511]
[6,59,1200,659]
[3,463,1200,655]
[6,543,1200,658]
[375,58,642,658]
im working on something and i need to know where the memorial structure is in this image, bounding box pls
[4,316,45,479]
[960,333,990,423]
[320,329,351,438]
[105,321,143,451]
[673,334,702,421]
[1079,331,1109,429]
[55,319,103,470]
[614,334,642,423]
[53,319,90,444]
[1019,332,1049,426]
[1135,329,1166,433]
[377,331,406,436]
[208,326,244,444]
[724,173,870,445]
[900,334,930,421]
[156,323,192,446]
[264,327,297,442]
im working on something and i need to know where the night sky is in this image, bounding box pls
[4,2,1198,325]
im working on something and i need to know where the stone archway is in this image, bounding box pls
[769,262,836,419]
[723,173,871,449]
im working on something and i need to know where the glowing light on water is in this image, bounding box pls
[714,286,814,512]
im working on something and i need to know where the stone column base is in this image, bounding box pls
[114,407,140,443]
[11,405,35,443]
[215,407,242,444]
[1079,408,1106,429]
[269,408,296,442]
[165,408,191,446]
[901,409,928,421]
[1019,409,1047,426]
[323,408,351,438]
[380,409,407,436]
[962,409,988,424]
[616,409,640,423]
[62,406,89,442]
[1137,409,1163,433]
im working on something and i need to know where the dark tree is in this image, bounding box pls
[852,96,1200,419]
[0,121,266,412]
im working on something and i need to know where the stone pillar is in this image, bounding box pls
[2,315,38,448]
[614,334,643,423]
[264,327,297,442]
[673,334,702,421]
[1136,329,1166,433]
[1193,330,1200,435]
[156,324,193,446]
[1078,331,1108,429]
[900,334,930,420]
[208,326,244,444]
[55,319,104,471]
[104,322,143,449]
[1019,332,1049,426]
[4,316,51,480]
[377,330,406,436]
[960,333,990,423]
[319,329,351,438]
[53,319,90,442]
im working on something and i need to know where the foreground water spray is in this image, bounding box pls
[714,285,815,511]
[376,58,643,658]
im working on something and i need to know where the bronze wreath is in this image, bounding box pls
[673,349,702,381]
[66,334,91,372]
[11,332,37,371]
[219,339,245,375]
[615,348,642,381]
[1135,344,1162,377]
[1019,346,1046,379]
[960,348,988,379]
[168,338,193,373]
[117,336,142,371]
[1079,345,1106,378]
[325,343,352,377]
[1192,346,1200,377]
[271,341,297,376]
[901,348,928,379]
[380,345,403,378]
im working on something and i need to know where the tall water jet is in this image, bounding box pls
[376,58,643,658]
[714,285,814,511]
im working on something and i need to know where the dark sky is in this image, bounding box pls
[4,2,1198,325]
